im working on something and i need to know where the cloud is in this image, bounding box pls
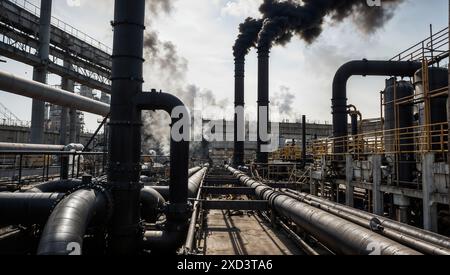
[221,0,263,18]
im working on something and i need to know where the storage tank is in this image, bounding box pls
[384,78,415,184]
[414,67,448,153]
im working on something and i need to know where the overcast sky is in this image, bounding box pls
[0,0,448,132]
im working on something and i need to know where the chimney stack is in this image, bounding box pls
[257,47,270,164]
[233,57,245,166]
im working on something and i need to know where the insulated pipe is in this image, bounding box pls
[37,189,108,255]
[142,168,208,252]
[26,179,83,193]
[285,190,450,251]
[257,47,270,164]
[140,187,166,223]
[0,71,110,117]
[282,190,450,255]
[0,143,64,151]
[332,60,422,153]
[134,91,190,214]
[184,170,206,254]
[107,0,145,254]
[0,193,64,225]
[188,167,202,177]
[145,167,208,200]
[234,57,245,166]
[226,166,421,255]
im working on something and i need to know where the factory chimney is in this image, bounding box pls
[233,57,245,166]
[257,46,270,164]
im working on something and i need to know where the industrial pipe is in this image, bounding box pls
[0,143,64,151]
[0,193,64,225]
[226,166,421,255]
[37,188,109,255]
[142,168,208,253]
[184,169,206,254]
[134,91,190,216]
[26,179,83,193]
[332,60,422,153]
[0,71,110,117]
[284,190,450,251]
[147,167,208,200]
[282,189,450,255]
[188,167,203,177]
[107,0,145,255]
[140,187,166,223]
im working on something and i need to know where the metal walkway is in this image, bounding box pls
[0,0,111,92]
[195,167,304,255]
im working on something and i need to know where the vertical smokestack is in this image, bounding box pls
[257,47,270,164]
[302,115,307,164]
[350,113,359,136]
[233,57,245,166]
[30,0,52,144]
[108,0,145,254]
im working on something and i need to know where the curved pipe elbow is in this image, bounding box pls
[332,59,422,140]
[332,59,421,100]
[26,179,83,193]
[141,187,166,223]
[133,91,190,214]
[37,189,109,255]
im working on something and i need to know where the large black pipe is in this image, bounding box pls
[285,190,450,251]
[282,189,450,255]
[37,189,108,255]
[226,166,420,255]
[142,168,208,252]
[107,0,145,254]
[332,60,422,154]
[0,193,64,225]
[140,187,166,223]
[26,179,83,193]
[257,47,270,164]
[134,91,190,224]
[234,57,245,166]
[148,167,208,200]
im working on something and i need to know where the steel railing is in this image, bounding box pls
[7,0,112,54]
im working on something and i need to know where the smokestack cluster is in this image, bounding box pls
[232,0,404,164]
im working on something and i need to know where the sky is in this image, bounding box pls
[0,0,448,132]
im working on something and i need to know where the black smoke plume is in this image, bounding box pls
[233,17,264,59]
[257,0,405,49]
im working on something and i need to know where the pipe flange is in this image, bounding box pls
[267,191,283,207]
[369,218,384,233]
